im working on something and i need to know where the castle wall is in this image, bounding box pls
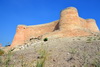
[86,19,99,32]
[11,25,26,47]
[24,20,59,41]
[59,7,82,31]
[11,7,99,48]
[11,20,59,47]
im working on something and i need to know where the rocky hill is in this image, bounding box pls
[1,35,100,67]
[11,7,99,48]
[0,7,100,67]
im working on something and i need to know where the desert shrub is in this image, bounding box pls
[5,50,12,67]
[86,37,92,43]
[0,49,4,56]
[98,37,100,40]
[87,38,92,41]
[20,55,25,67]
[43,38,48,42]
[69,48,77,55]
[36,44,48,67]
[77,38,80,40]
[67,47,77,62]
[91,59,100,67]
[36,58,46,67]
[93,38,96,40]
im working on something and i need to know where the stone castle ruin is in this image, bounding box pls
[11,7,99,48]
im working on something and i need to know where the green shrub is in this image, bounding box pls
[5,50,12,67]
[77,38,80,40]
[0,49,4,56]
[98,37,100,40]
[43,38,48,42]
[86,37,92,43]
[91,59,100,67]
[36,58,46,67]
[87,38,92,41]
[36,45,48,67]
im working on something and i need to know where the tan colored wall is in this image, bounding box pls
[86,19,99,32]
[11,25,26,47]
[11,21,59,47]
[79,18,87,28]
[42,7,99,39]
[79,18,99,32]
[59,7,82,30]
[25,20,59,39]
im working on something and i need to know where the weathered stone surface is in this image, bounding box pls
[59,7,82,30]
[10,7,99,48]
[11,21,59,47]
[86,19,99,32]
[11,25,26,47]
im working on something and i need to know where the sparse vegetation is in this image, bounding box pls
[81,52,88,67]
[0,49,4,56]
[86,36,100,43]
[77,38,80,40]
[93,38,96,40]
[98,37,100,40]
[36,58,46,67]
[0,36,100,67]
[91,59,100,67]
[19,55,26,67]
[69,47,77,55]
[67,47,77,62]
[5,50,12,67]
[36,45,48,67]
[86,37,92,43]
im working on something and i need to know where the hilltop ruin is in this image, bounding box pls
[11,7,99,48]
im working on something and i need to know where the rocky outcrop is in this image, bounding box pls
[10,7,99,48]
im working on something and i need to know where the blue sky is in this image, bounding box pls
[0,0,100,46]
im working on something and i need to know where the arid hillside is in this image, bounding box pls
[1,34,100,67]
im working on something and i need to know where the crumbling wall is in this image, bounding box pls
[11,21,59,47]
[11,25,26,47]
